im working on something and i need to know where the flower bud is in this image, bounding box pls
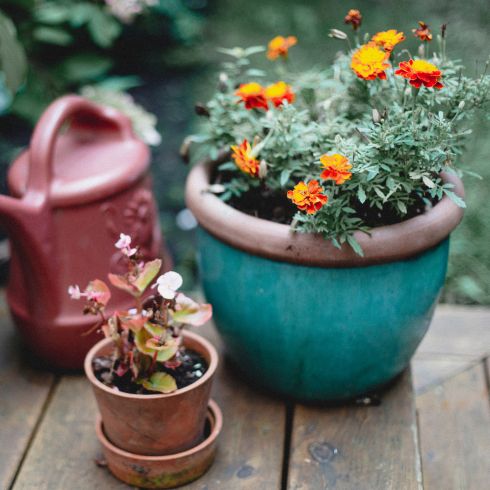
[218,72,229,92]
[441,23,447,39]
[329,29,348,40]
[194,103,210,117]
[259,160,268,179]
[372,108,381,123]
[458,101,465,110]
[418,44,425,58]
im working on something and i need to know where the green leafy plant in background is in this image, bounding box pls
[0,0,205,123]
[191,13,489,256]
[0,10,27,114]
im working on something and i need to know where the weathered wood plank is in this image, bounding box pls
[287,370,422,490]
[416,305,490,359]
[14,322,285,489]
[0,293,55,490]
[417,363,490,490]
[185,322,286,489]
[411,358,477,395]
[13,376,126,490]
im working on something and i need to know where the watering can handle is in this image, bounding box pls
[26,95,134,203]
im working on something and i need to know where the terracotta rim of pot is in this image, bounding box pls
[186,158,465,267]
[84,330,218,399]
[95,399,223,460]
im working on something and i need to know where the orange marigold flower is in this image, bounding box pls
[319,154,353,184]
[395,59,443,89]
[287,180,328,215]
[267,35,297,60]
[351,43,390,81]
[371,29,405,52]
[230,139,260,176]
[235,82,268,110]
[344,9,362,30]
[264,81,295,107]
[412,21,432,42]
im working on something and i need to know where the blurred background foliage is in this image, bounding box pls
[0,0,488,303]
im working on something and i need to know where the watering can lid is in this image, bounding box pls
[8,95,150,207]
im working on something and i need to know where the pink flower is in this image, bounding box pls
[68,280,111,306]
[68,285,81,300]
[154,271,183,300]
[115,233,137,257]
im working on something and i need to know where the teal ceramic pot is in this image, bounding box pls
[186,161,465,401]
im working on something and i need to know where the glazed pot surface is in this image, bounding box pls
[198,229,448,400]
[186,160,464,401]
[85,331,218,455]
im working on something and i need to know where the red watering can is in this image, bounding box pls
[0,95,170,369]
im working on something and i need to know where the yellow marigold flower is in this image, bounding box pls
[413,21,432,42]
[319,154,353,184]
[351,43,390,81]
[344,9,362,30]
[231,139,260,176]
[371,29,405,52]
[267,35,297,60]
[235,82,268,110]
[264,81,295,107]
[287,180,328,215]
[395,59,443,89]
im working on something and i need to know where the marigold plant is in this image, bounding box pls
[189,11,490,255]
[267,35,297,60]
[351,43,390,80]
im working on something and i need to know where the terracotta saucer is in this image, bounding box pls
[95,399,222,489]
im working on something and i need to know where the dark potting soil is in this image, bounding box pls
[93,348,208,395]
[222,177,436,228]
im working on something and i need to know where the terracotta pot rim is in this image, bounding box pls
[84,330,218,399]
[185,158,465,267]
[95,399,222,461]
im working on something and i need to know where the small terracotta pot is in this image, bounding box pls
[96,400,222,489]
[84,330,218,456]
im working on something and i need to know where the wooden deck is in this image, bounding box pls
[1,294,489,489]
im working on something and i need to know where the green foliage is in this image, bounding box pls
[0,0,205,123]
[193,28,490,255]
[0,10,27,113]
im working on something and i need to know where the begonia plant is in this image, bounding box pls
[69,233,212,393]
[189,10,490,255]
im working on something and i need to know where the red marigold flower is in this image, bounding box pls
[264,81,295,107]
[319,154,353,184]
[351,43,390,81]
[287,180,328,215]
[235,82,268,110]
[412,21,432,42]
[230,139,260,176]
[371,29,406,53]
[395,59,443,89]
[267,35,297,60]
[344,9,362,30]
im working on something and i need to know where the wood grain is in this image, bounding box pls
[12,376,127,490]
[411,358,477,395]
[416,305,490,359]
[13,322,285,490]
[0,294,55,490]
[287,370,422,490]
[186,322,286,489]
[417,363,490,490]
